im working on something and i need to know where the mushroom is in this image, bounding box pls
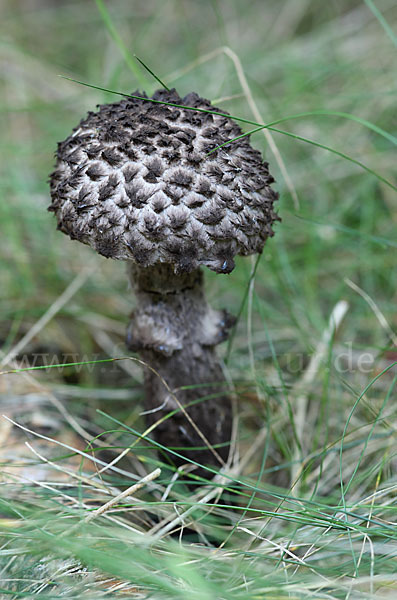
[49,88,279,475]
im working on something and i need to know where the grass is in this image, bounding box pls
[1,0,397,597]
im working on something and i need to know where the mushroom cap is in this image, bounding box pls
[49,89,279,274]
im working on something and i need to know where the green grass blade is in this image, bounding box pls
[134,54,170,90]
[95,0,148,87]
[339,362,397,510]
[267,126,397,193]
[364,0,397,47]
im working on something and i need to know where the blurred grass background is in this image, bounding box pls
[0,0,397,597]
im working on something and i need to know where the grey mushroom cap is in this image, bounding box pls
[49,88,279,274]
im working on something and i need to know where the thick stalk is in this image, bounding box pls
[126,263,234,474]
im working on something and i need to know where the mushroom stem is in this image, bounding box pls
[126,263,234,473]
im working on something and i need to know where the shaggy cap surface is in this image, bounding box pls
[49,88,279,274]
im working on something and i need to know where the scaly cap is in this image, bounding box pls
[49,89,279,274]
